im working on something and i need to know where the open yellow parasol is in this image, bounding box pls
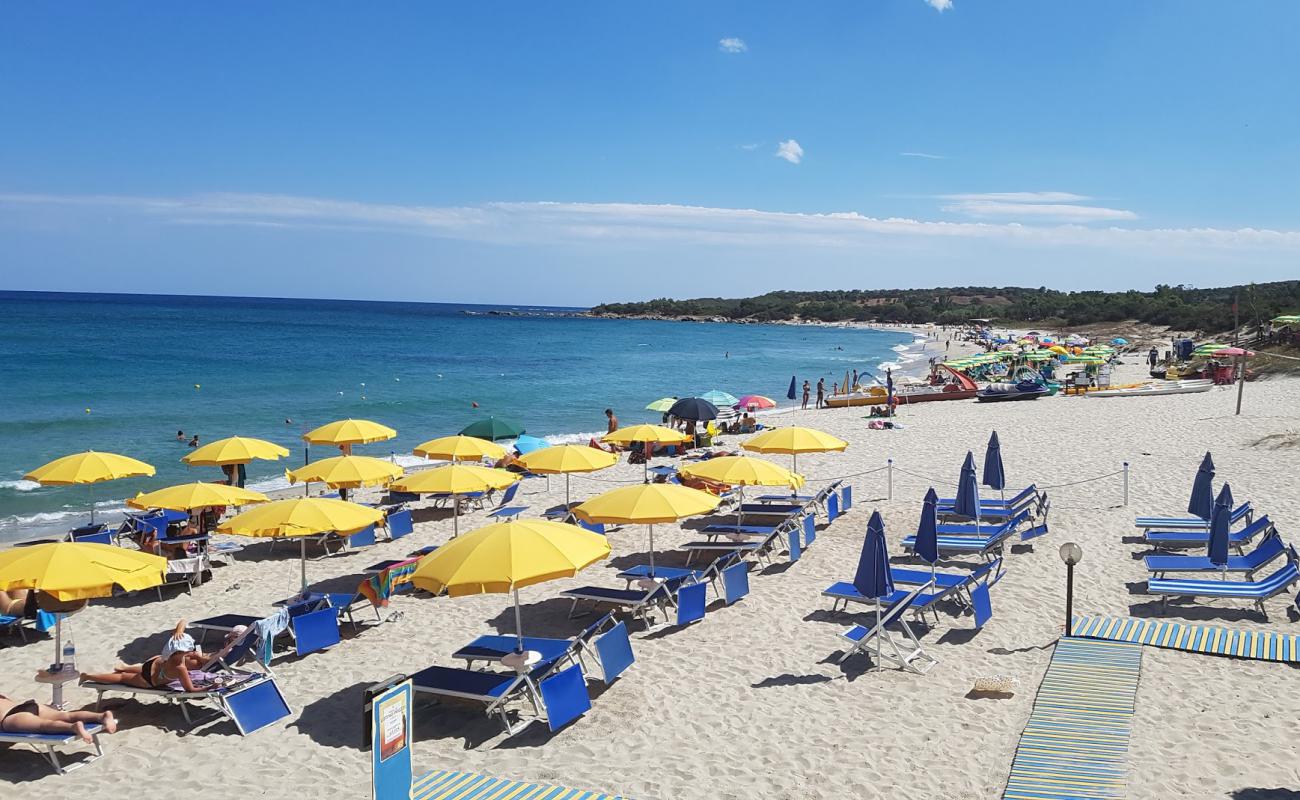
[679,455,804,489]
[741,426,848,475]
[182,436,290,466]
[285,455,404,489]
[24,450,156,524]
[574,483,719,576]
[128,481,269,511]
[302,419,397,447]
[391,465,519,537]
[218,497,385,589]
[516,445,618,506]
[413,435,506,463]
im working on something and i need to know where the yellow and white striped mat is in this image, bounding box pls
[413,769,630,800]
[1003,637,1143,800]
[1072,615,1300,662]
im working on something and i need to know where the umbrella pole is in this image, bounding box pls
[300,538,308,591]
[1235,356,1245,416]
[513,587,525,654]
[566,474,571,508]
[875,598,883,672]
[648,524,656,577]
[792,454,798,498]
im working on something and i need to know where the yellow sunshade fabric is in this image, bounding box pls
[413,435,506,463]
[679,456,804,488]
[411,520,610,596]
[128,482,269,511]
[601,425,689,445]
[391,464,519,495]
[285,455,404,489]
[24,451,155,486]
[302,418,397,446]
[574,483,720,525]
[0,542,167,601]
[517,445,618,474]
[741,427,848,455]
[217,497,384,538]
[182,436,290,466]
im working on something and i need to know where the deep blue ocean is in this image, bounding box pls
[0,291,920,541]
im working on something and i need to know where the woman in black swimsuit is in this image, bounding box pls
[0,694,117,743]
[79,620,206,694]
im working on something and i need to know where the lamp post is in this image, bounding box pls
[1059,542,1083,637]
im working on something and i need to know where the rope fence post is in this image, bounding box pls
[887,458,894,500]
[1122,461,1130,507]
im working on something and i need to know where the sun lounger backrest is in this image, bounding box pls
[386,509,414,540]
[971,583,993,629]
[788,525,802,562]
[70,526,113,545]
[722,562,750,604]
[840,485,852,512]
[538,663,591,732]
[577,519,606,535]
[803,514,816,546]
[223,677,292,735]
[291,607,341,656]
[348,525,377,548]
[675,582,707,626]
[826,493,839,524]
[593,622,634,683]
[880,582,930,629]
[496,482,520,507]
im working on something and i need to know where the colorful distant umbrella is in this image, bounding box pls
[1187,452,1215,522]
[574,483,719,576]
[734,394,776,411]
[411,520,610,665]
[285,455,404,489]
[982,431,1006,496]
[953,451,981,525]
[852,511,895,672]
[414,435,506,463]
[218,497,385,589]
[1191,343,1228,358]
[1111,337,1129,345]
[303,419,397,447]
[459,416,525,442]
[700,390,739,407]
[645,397,677,413]
[182,436,290,467]
[511,435,550,455]
[668,397,719,422]
[516,444,619,506]
[128,481,269,511]
[1211,347,1255,358]
[24,451,156,524]
[391,464,519,536]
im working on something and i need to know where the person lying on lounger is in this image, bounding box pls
[0,694,117,743]
[80,621,208,693]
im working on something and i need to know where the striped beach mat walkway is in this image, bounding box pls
[1072,615,1300,663]
[413,769,630,800]
[1003,637,1143,800]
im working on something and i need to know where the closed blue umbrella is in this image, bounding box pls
[1207,483,1233,579]
[787,375,797,401]
[915,488,939,580]
[1186,452,1215,521]
[982,431,1006,496]
[852,510,895,671]
[952,451,981,525]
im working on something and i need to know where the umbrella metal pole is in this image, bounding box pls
[565,474,571,508]
[1235,356,1245,416]
[792,454,798,498]
[300,538,308,591]
[648,524,655,577]
[875,598,883,672]
[454,500,460,538]
[513,588,525,653]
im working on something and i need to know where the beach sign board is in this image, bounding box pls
[368,677,413,800]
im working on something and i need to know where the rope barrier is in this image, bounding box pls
[1037,470,1124,490]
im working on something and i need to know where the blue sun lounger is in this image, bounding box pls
[616,553,740,597]
[1144,515,1273,551]
[1147,557,1300,616]
[559,578,684,628]
[0,725,104,775]
[833,582,938,674]
[822,560,1001,624]
[1145,532,1286,578]
[451,613,616,671]
[933,509,1031,537]
[1135,502,1253,532]
[681,527,789,566]
[937,484,1039,513]
[901,527,1018,566]
[700,522,782,539]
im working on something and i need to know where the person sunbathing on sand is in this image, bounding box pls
[0,694,117,743]
[81,621,207,694]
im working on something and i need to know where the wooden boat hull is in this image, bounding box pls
[976,388,1049,402]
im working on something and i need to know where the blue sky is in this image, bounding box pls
[1,1,1297,306]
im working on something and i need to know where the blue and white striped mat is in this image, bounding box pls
[413,769,630,800]
[1072,615,1300,662]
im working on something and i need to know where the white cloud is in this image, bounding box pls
[939,192,1089,203]
[738,143,761,151]
[775,139,804,164]
[925,0,953,11]
[900,151,946,160]
[719,37,747,54]
[942,200,1138,222]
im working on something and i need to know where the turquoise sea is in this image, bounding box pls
[0,291,922,542]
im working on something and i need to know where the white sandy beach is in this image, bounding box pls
[3,345,1298,799]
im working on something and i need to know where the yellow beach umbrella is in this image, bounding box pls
[741,426,848,476]
[182,436,290,466]
[413,435,506,463]
[602,424,689,482]
[24,450,156,524]
[128,481,269,511]
[391,465,520,537]
[679,456,804,489]
[517,445,618,506]
[218,497,384,589]
[574,483,719,576]
[302,419,397,448]
[286,455,404,489]
[0,541,167,701]
[411,520,609,664]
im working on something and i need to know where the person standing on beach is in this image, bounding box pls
[815,378,825,409]
[1148,347,1159,368]
[801,381,811,409]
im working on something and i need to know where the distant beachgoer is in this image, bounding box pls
[0,694,117,743]
[605,408,619,434]
[816,378,825,409]
[832,382,838,396]
[176,430,185,442]
[1148,347,1159,368]
[188,435,199,448]
[725,352,729,359]
[945,340,950,352]
[801,381,811,409]
[284,418,293,425]
[852,369,859,387]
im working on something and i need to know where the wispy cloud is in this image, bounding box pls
[738,143,762,151]
[936,191,1136,222]
[775,139,804,164]
[900,151,946,160]
[719,37,747,54]
[925,0,953,11]
[939,191,1089,203]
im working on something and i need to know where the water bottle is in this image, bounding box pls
[61,637,76,671]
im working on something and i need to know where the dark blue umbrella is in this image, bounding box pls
[915,488,939,579]
[953,451,981,525]
[1186,452,1216,521]
[787,375,797,401]
[852,511,895,671]
[982,431,1006,495]
[1207,483,1233,577]
[668,397,719,421]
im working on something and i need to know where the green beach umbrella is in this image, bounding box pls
[460,416,525,441]
[645,397,676,413]
[700,390,739,407]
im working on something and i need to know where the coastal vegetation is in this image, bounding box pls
[592,281,1300,333]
